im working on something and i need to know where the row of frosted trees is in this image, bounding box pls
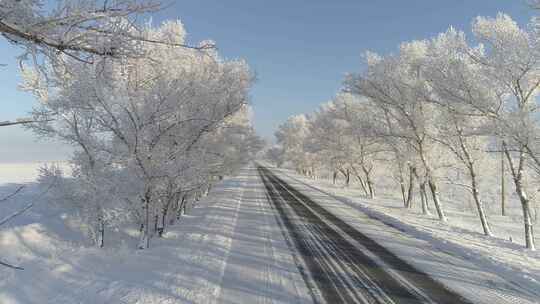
[0,2,262,250]
[272,14,540,250]
[29,21,262,249]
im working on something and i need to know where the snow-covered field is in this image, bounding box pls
[268,164,540,300]
[0,165,310,304]
[0,162,71,184]
[1,166,240,303]
[0,176,240,303]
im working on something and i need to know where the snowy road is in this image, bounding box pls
[258,166,474,304]
[216,168,314,304]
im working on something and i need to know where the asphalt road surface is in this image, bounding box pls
[258,165,473,304]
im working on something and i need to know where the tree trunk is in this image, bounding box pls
[138,190,151,249]
[137,223,146,249]
[367,178,375,199]
[181,196,188,215]
[516,184,536,250]
[154,213,159,234]
[462,159,492,236]
[419,182,430,215]
[177,195,186,220]
[98,217,105,248]
[396,160,408,207]
[406,165,416,208]
[427,177,447,222]
[419,148,446,222]
[399,182,407,208]
[351,166,370,197]
[339,168,350,187]
[361,165,375,199]
[169,193,180,225]
[357,175,370,197]
[501,150,506,216]
[159,201,170,237]
[451,121,492,235]
[504,144,536,250]
[468,169,492,236]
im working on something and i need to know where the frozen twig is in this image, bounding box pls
[0,259,24,270]
[0,177,57,227]
[0,185,25,203]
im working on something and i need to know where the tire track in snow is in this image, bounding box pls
[278,167,540,304]
[258,165,474,304]
[213,179,247,304]
[263,184,321,304]
[261,168,382,303]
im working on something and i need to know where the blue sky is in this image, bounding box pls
[0,0,535,162]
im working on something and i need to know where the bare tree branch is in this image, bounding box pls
[0,176,57,228]
[0,259,24,270]
[0,185,25,203]
[0,118,54,127]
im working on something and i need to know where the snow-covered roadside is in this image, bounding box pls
[1,165,313,304]
[0,167,244,304]
[267,164,540,303]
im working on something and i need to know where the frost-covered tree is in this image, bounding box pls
[200,106,264,178]
[347,42,449,222]
[307,93,381,196]
[422,28,495,236]
[23,21,255,249]
[469,14,540,249]
[0,0,211,62]
[334,94,382,198]
[273,13,540,250]
[265,145,285,168]
[0,1,212,129]
[306,100,353,185]
[275,115,317,176]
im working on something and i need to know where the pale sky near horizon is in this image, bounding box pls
[0,1,535,162]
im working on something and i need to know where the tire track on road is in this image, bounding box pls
[258,165,473,304]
